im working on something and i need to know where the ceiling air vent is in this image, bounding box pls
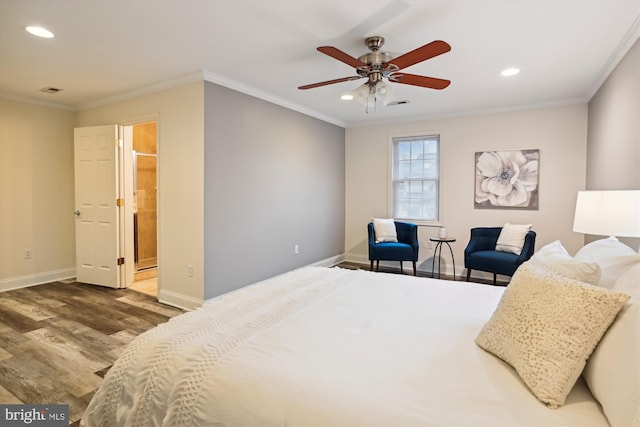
[39,87,63,94]
[386,100,410,106]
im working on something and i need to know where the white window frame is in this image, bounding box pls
[388,133,441,225]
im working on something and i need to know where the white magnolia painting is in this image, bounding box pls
[474,149,539,209]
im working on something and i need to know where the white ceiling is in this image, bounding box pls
[1,0,639,127]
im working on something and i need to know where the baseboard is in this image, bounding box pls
[308,253,345,267]
[0,268,76,292]
[158,288,203,311]
[344,253,458,276]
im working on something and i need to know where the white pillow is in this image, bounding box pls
[372,218,397,243]
[575,237,640,288]
[475,263,629,408]
[583,265,640,427]
[495,223,532,255]
[529,240,601,285]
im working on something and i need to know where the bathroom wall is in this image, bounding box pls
[133,122,157,269]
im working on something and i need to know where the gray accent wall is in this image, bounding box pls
[203,82,345,299]
[586,38,640,249]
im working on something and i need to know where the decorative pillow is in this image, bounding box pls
[575,237,640,288]
[372,218,397,243]
[475,263,629,408]
[529,240,601,285]
[495,223,532,255]
[583,265,640,427]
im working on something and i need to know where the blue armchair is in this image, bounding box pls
[464,227,536,285]
[368,221,419,275]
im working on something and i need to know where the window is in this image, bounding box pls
[391,135,439,222]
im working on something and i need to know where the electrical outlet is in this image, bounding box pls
[294,244,299,254]
[187,265,194,277]
[24,249,32,259]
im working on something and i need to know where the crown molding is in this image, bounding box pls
[76,71,206,111]
[202,70,345,128]
[0,91,75,111]
[587,15,640,101]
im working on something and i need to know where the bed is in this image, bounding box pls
[81,238,639,427]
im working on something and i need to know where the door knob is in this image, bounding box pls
[74,210,81,217]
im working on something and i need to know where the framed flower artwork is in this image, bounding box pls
[474,149,539,209]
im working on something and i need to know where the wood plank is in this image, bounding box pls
[116,295,182,317]
[0,323,30,355]
[48,303,129,335]
[0,303,43,333]
[25,327,115,373]
[0,383,22,404]
[0,341,103,398]
[0,296,55,321]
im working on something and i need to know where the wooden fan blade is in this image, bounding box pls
[317,46,369,69]
[385,40,451,71]
[388,73,451,90]
[298,76,364,90]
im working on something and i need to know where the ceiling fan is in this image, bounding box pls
[298,36,452,102]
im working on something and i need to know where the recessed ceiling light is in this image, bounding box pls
[26,26,54,38]
[501,67,520,77]
[341,94,354,101]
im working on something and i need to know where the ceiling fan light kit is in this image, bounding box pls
[299,36,451,113]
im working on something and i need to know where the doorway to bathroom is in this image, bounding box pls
[129,121,158,297]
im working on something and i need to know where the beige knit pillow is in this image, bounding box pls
[495,223,532,255]
[476,263,629,408]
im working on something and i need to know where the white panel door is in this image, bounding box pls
[74,125,123,288]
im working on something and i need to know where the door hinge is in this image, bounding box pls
[117,257,125,266]
[116,198,124,207]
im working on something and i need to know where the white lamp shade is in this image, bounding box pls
[573,190,640,238]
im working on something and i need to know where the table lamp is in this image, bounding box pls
[573,190,640,239]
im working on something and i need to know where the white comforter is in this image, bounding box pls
[81,267,609,426]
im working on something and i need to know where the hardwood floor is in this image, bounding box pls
[0,280,183,425]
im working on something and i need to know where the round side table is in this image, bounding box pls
[430,237,456,280]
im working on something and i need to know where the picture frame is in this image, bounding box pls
[474,149,539,210]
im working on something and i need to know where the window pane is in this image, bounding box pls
[424,140,438,154]
[398,143,411,160]
[410,160,424,178]
[411,141,423,159]
[424,180,436,195]
[398,160,411,179]
[409,181,422,194]
[396,181,409,197]
[423,160,437,179]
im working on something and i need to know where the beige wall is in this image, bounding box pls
[586,39,639,250]
[0,99,76,288]
[345,104,588,280]
[587,39,639,190]
[76,82,205,308]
